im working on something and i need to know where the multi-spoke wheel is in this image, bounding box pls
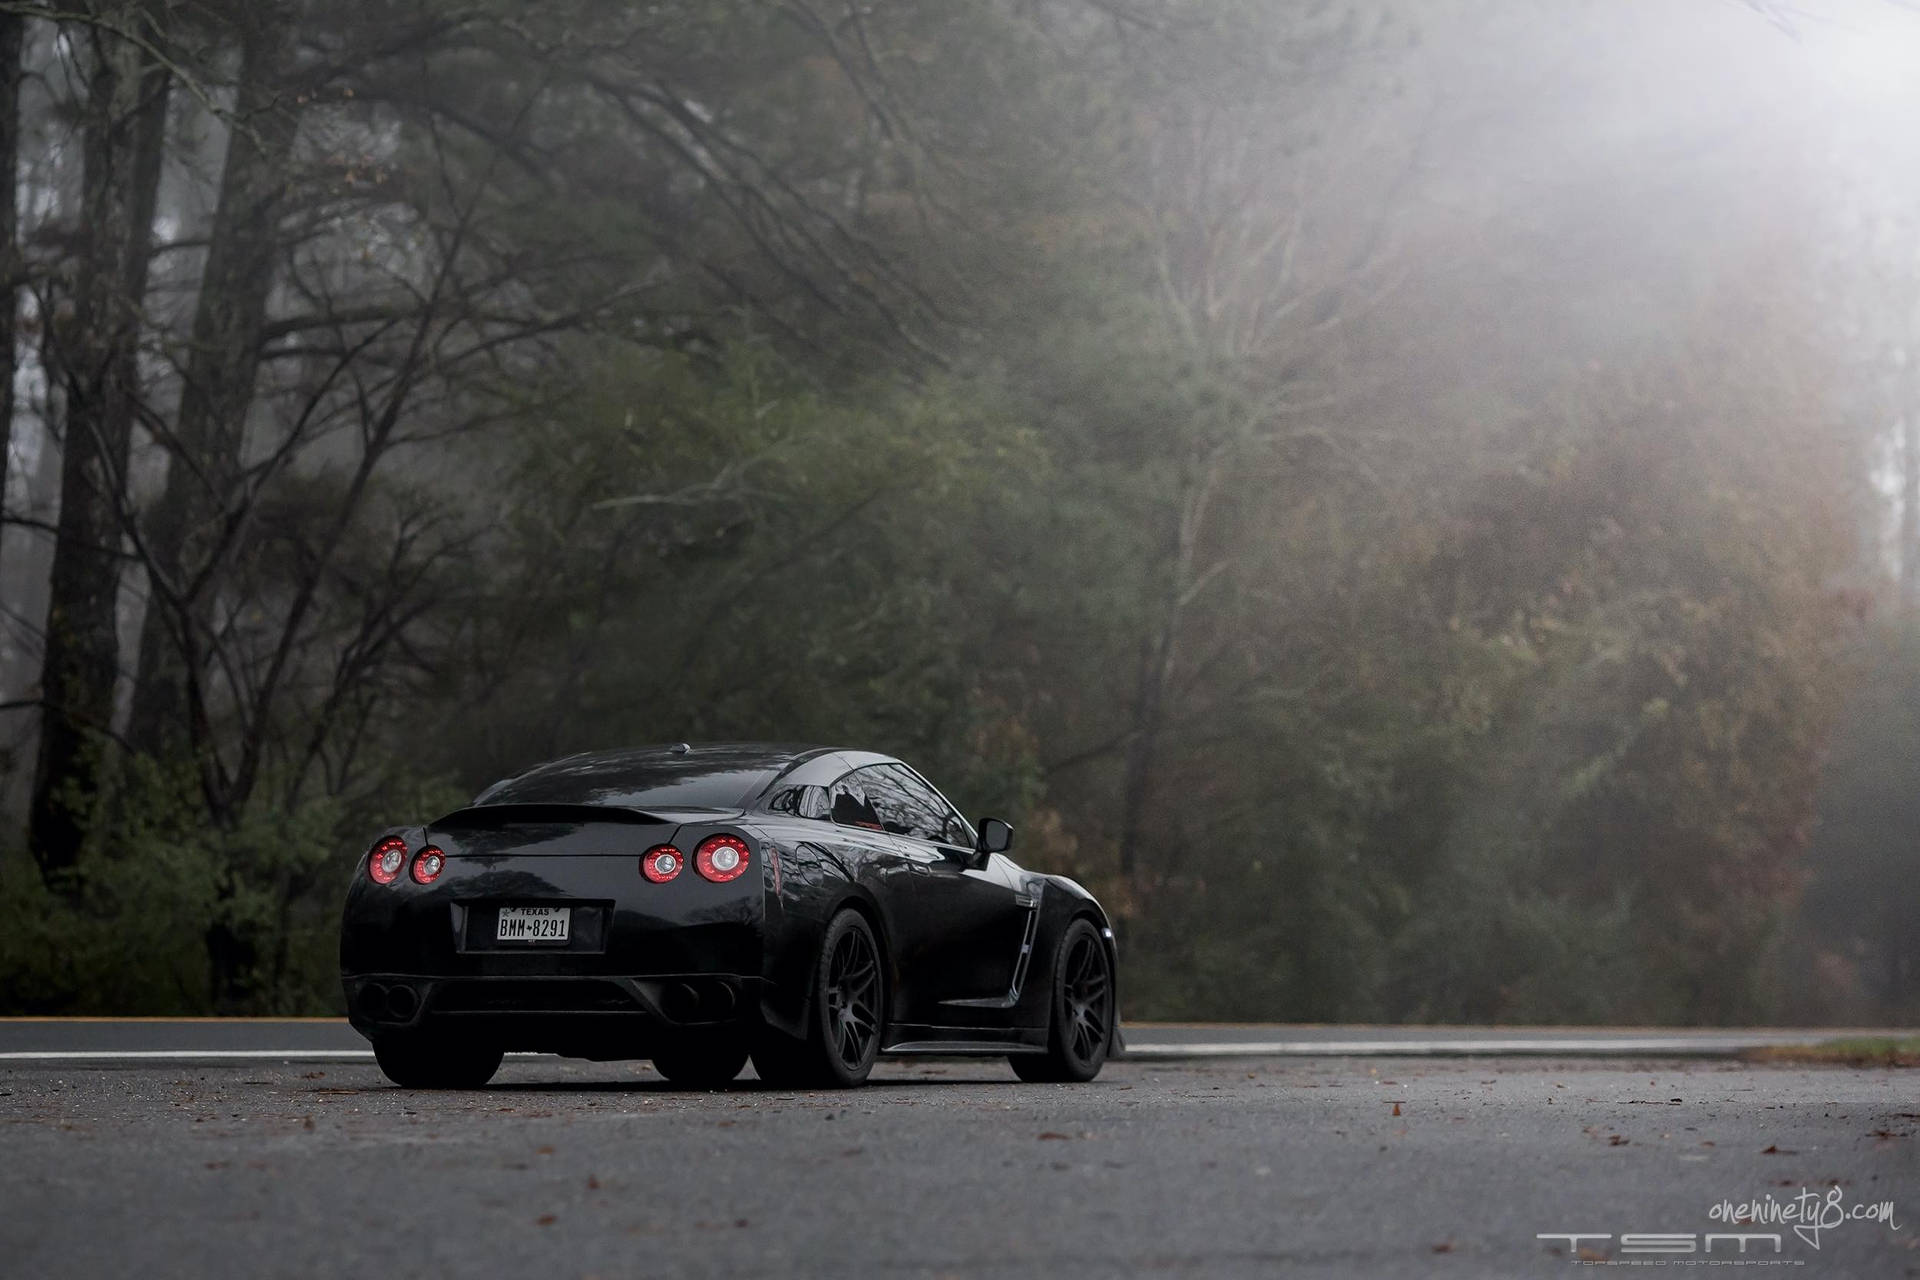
[752,909,885,1088]
[372,1033,504,1089]
[1011,918,1112,1083]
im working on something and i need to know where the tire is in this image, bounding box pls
[751,909,884,1088]
[373,1033,504,1089]
[1010,918,1113,1083]
[651,1035,749,1088]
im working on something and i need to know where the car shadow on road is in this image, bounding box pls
[466,1074,1034,1094]
[313,1069,1058,1095]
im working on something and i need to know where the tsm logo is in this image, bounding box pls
[1537,1232,1783,1255]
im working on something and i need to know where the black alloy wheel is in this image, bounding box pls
[651,1035,750,1088]
[752,909,884,1088]
[1011,918,1112,1083]
[824,917,882,1071]
[372,1033,504,1089]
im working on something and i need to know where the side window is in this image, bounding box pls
[865,764,957,844]
[900,768,973,847]
[829,775,884,831]
[769,785,831,821]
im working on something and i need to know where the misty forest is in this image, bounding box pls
[1,0,1916,1023]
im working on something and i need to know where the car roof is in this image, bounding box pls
[479,742,901,807]
[521,742,834,775]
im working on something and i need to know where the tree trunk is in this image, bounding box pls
[1116,623,1174,882]
[28,21,170,882]
[0,12,22,520]
[1901,414,1918,615]
[128,11,298,756]
[1115,450,1220,882]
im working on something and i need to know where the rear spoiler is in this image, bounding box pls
[430,803,670,829]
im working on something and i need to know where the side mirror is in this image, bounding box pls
[975,817,1013,861]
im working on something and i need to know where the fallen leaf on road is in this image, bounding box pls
[1038,1132,1071,1140]
[536,1215,556,1227]
[1391,1103,1402,1116]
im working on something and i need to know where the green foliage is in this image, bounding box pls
[432,342,1043,788]
[0,754,465,1015]
[1789,618,1920,1023]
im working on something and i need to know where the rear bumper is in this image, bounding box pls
[339,846,768,975]
[344,972,767,1056]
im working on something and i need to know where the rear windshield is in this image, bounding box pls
[478,749,785,810]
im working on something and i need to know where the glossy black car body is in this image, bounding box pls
[340,743,1119,1086]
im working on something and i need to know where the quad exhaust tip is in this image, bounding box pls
[356,981,422,1023]
[661,979,737,1022]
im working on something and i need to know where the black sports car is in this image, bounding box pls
[340,743,1119,1088]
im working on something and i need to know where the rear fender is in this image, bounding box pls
[750,833,891,1040]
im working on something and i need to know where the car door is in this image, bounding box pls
[857,764,1035,1028]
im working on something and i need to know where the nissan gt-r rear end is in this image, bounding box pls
[340,749,782,1088]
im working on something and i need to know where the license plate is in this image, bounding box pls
[496,906,570,943]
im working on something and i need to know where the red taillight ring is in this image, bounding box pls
[411,845,446,885]
[641,844,683,883]
[368,836,408,885]
[695,835,751,883]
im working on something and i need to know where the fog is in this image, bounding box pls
[1,0,1916,1022]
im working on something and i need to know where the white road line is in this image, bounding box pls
[0,1049,605,1062]
[1123,1039,1779,1057]
[0,1049,376,1061]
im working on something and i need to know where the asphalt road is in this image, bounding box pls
[3,1051,1915,1278]
[2,1018,1905,1060]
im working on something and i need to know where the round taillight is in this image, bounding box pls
[695,835,750,883]
[640,844,683,883]
[368,836,408,885]
[411,845,446,885]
